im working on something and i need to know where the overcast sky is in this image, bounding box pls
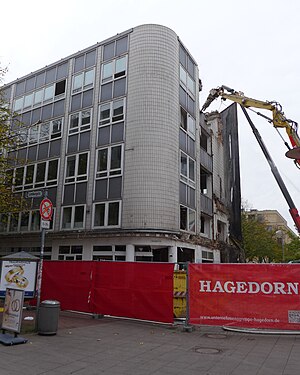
[2,0,300,232]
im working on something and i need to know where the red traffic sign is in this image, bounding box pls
[39,198,53,221]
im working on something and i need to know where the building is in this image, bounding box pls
[245,209,296,244]
[0,24,242,263]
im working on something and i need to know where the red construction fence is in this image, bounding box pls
[41,261,174,323]
[39,261,300,330]
[189,264,300,330]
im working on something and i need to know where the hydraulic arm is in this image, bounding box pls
[202,85,300,152]
[201,85,300,234]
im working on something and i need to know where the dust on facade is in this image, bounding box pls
[0,24,243,264]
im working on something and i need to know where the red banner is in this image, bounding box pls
[41,261,94,312]
[41,261,174,323]
[91,262,174,323]
[189,264,300,330]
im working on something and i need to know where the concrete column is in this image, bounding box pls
[194,246,202,263]
[126,244,135,262]
[214,250,221,263]
[168,246,177,263]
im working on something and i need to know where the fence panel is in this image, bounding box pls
[41,261,174,323]
[189,263,300,330]
[41,261,94,313]
[92,262,174,323]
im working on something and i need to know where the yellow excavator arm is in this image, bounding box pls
[201,85,300,149]
[201,85,300,234]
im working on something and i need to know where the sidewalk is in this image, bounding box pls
[1,310,300,374]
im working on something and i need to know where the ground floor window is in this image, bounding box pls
[202,250,214,263]
[93,245,125,261]
[58,245,83,260]
[177,247,194,263]
[0,246,52,259]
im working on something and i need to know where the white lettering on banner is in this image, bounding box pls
[199,280,299,295]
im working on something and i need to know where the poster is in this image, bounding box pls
[1,288,24,333]
[0,260,37,297]
[189,263,300,330]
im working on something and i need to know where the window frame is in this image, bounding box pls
[18,117,63,148]
[13,158,60,191]
[180,204,196,233]
[96,144,123,179]
[93,201,121,228]
[0,210,55,233]
[65,152,89,184]
[101,56,128,84]
[61,205,86,230]
[99,98,126,126]
[180,151,195,188]
[72,68,95,93]
[69,109,92,135]
[13,80,66,112]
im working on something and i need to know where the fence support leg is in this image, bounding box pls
[182,262,194,332]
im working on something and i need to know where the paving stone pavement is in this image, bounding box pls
[1,311,300,375]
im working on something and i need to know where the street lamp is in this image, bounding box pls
[276,230,285,262]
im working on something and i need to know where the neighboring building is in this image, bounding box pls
[0,24,242,263]
[245,209,295,244]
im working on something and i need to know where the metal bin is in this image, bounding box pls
[37,300,60,335]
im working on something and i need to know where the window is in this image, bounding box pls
[100,56,127,102]
[102,56,127,83]
[65,152,88,183]
[217,220,226,242]
[72,68,95,93]
[201,215,211,237]
[9,213,19,232]
[98,99,125,146]
[20,212,30,231]
[14,167,24,191]
[200,129,210,152]
[18,118,63,147]
[180,182,195,208]
[180,151,195,187]
[29,125,39,144]
[103,36,128,61]
[100,78,126,102]
[1,210,55,233]
[202,250,214,263]
[24,93,34,109]
[13,81,66,113]
[200,168,210,195]
[93,201,120,227]
[180,205,196,232]
[99,98,125,125]
[58,245,83,260]
[179,44,195,79]
[69,109,91,134]
[96,145,122,178]
[74,50,96,73]
[55,80,66,97]
[0,214,8,232]
[180,65,195,96]
[179,88,195,116]
[61,205,85,229]
[13,159,59,191]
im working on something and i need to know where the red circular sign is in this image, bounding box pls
[40,198,53,221]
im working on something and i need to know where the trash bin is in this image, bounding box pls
[37,300,60,335]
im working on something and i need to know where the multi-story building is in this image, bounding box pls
[245,209,296,244]
[0,24,242,263]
